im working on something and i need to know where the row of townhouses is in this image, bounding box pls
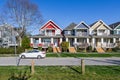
[30,20,120,50]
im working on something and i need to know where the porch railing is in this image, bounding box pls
[102,43,117,48]
[74,43,89,48]
[33,43,52,48]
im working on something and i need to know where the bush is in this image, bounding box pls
[48,46,53,52]
[87,46,92,52]
[38,47,42,51]
[112,47,119,52]
[61,42,69,52]
[0,47,24,54]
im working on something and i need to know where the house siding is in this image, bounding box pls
[30,20,120,50]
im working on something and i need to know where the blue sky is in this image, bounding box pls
[33,0,120,29]
[0,0,120,29]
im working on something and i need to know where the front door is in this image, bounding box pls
[69,38,74,47]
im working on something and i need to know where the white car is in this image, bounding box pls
[19,49,46,59]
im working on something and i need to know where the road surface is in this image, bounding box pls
[0,57,120,66]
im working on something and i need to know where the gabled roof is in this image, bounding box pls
[90,20,112,30]
[109,22,120,29]
[64,22,77,30]
[89,21,98,27]
[39,20,62,31]
[74,21,90,29]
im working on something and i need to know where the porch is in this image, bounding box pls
[91,37,118,48]
[66,37,90,48]
[30,37,62,48]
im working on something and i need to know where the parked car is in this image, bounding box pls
[19,49,46,59]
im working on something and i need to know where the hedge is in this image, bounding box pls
[0,47,24,54]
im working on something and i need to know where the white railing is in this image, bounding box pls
[97,33,108,36]
[74,43,89,48]
[76,32,88,36]
[46,33,55,36]
[33,43,51,48]
[102,43,116,48]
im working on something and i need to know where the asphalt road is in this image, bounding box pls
[0,57,120,66]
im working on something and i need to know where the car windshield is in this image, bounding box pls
[27,50,39,53]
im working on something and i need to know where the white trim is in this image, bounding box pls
[39,20,62,31]
[87,38,89,44]
[66,38,68,42]
[60,38,62,43]
[74,38,77,43]
[101,38,104,44]
[74,21,90,29]
[114,24,120,30]
[51,38,53,44]
[113,38,116,43]
[39,38,41,43]
[90,20,112,30]
[30,38,33,44]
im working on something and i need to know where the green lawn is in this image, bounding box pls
[46,52,120,57]
[0,66,120,80]
[0,52,120,57]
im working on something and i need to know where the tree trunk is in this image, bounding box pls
[19,37,22,47]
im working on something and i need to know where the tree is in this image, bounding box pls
[0,0,43,46]
[21,36,30,49]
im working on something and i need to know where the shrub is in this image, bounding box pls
[0,47,24,54]
[38,47,42,51]
[112,47,119,52]
[21,36,30,49]
[48,46,53,52]
[87,46,92,52]
[61,42,69,52]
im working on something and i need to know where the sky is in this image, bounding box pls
[32,0,120,29]
[0,0,120,33]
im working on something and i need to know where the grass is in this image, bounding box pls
[46,52,120,57]
[0,66,120,80]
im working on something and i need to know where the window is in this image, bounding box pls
[67,31,71,34]
[99,29,105,33]
[117,30,120,34]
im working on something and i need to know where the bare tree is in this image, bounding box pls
[1,0,43,46]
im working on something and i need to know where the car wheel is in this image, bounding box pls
[37,55,41,59]
[21,55,25,58]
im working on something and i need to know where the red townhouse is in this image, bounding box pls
[30,20,63,49]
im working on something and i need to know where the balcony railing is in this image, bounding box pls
[46,33,55,36]
[97,33,108,36]
[76,32,88,36]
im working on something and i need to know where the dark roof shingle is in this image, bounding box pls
[109,22,120,29]
[64,22,77,30]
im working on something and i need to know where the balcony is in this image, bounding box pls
[97,32,108,36]
[46,33,55,36]
[76,32,88,36]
